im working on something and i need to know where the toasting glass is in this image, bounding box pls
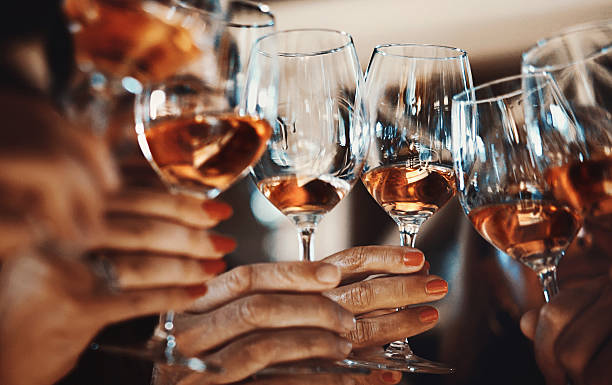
[357,44,471,373]
[522,20,612,232]
[127,1,276,372]
[249,29,369,263]
[452,73,586,302]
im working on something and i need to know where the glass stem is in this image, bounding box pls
[538,266,559,303]
[385,222,423,359]
[297,224,316,262]
[398,223,420,247]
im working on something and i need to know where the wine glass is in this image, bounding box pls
[357,44,472,373]
[522,21,612,232]
[452,73,586,303]
[63,0,229,134]
[249,29,369,263]
[128,1,276,372]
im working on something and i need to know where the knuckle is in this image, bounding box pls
[346,319,376,346]
[242,333,280,365]
[224,265,253,297]
[339,247,368,271]
[237,294,268,327]
[538,303,563,326]
[344,282,375,309]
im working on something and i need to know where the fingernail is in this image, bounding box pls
[425,279,448,295]
[202,201,233,220]
[418,308,439,323]
[316,263,341,284]
[338,339,352,355]
[403,252,424,267]
[186,284,208,298]
[210,234,237,254]
[201,259,226,275]
[380,371,401,384]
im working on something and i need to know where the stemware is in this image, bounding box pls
[522,21,612,232]
[452,73,586,302]
[125,0,275,372]
[249,29,369,263]
[358,44,471,373]
[63,0,229,134]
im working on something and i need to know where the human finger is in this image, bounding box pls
[0,218,33,258]
[520,309,538,341]
[346,306,439,349]
[323,246,425,283]
[324,275,448,315]
[175,294,355,355]
[106,189,233,229]
[189,262,342,312]
[97,216,235,259]
[177,330,352,385]
[93,284,209,324]
[60,127,120,193]
[584,339,612,385]
[105,254,227,289]
[240,370,402,385]
[531,281,604,385]
[555,284,612,383]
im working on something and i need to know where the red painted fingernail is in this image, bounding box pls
[380,371,401,384]
[425,279,448,295]
[186,284,208,298]
[201,201,233,220]
[418,308,439,323]
[403,252,424,267]
[210,234,237,253]
[201,259,226,275]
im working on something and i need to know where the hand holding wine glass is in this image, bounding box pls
[126,0,276,372]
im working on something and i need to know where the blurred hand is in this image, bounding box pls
[154,246,446,385]
[520,275,612,385]
[0,190,234,385]
[0,93,119,258]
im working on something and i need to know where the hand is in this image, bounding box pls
[520,275,612,385]
[155,246,446,385]
[322,246,447,348]
[0,190,233,385]
[0,93,119,258]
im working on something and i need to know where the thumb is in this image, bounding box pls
[520,309,539,340]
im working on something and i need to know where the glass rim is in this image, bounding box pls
[172,0,227,21]
[226,0,275,29]
[253,28,355,58]
[452,73,554,105]
[522,19,612,72]
[373,43,468,61]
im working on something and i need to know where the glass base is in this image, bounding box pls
[90,340,223,373]
[343,345,455,374]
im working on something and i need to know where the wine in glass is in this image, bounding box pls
[522,21,612,232]
[129,0,275,372]
[358,44,471,373]
[249,29,369,263]
[452,73,586,302]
